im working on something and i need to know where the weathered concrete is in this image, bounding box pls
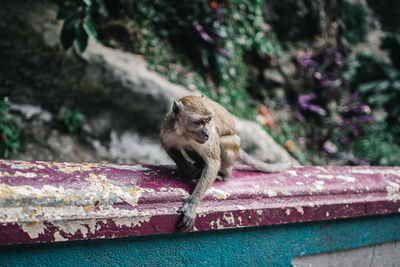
[0,160,399,245]
[293,240,400,267]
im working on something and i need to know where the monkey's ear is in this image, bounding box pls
[171,100,181,119]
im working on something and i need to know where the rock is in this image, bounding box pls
[0,0,297,165]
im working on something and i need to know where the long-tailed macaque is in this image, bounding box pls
[160,95,291,230]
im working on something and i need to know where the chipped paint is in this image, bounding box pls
[208,187,230,200]
[286,170,297,176]
[295,206,304,215]
[336,175,356,183]
[264,189,278,197]
[1,160,400,245]
[386,181,400,202]
[313,180,325,191]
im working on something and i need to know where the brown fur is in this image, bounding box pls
[160,95,291,230]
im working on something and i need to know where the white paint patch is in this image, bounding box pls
[282,190,292,196]
[336,175,356,183]
[236,205,246,210]
[14,171,37,178]
[386,181,400,202]
[53,231,67,242]
[286,170,297,176]
[223,212,235,225]
[286,209,291,215]
[208,187,230,200]
[264,189,278,197]
[256,210,263,215]
[295,206,304,215]
[349,169,375,174]
[85,173,153,207]
[326,211,330,217]
[296,182,304,185]
[20,221,46,239]
[107,164,150,171]
[317,174,333,179]
[215,218,225,229]
[314,180,325,191]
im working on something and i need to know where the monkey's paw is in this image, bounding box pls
[177,203,196,231]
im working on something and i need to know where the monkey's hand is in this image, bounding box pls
[177,200,197,231]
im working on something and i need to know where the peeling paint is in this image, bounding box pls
[295,206,304,215]
[386,181,400,202]
[314,181,325,191]
[286,209,291,216]
[223,212,235,225]
[208,187,230,200]
[336,175,356,183]
[264,189,278,197]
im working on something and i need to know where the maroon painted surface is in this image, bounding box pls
[0,160,399,245]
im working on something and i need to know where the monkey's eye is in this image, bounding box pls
[194,120,205,126]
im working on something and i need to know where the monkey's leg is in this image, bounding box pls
[167,148,202,178]
[217,135,240,181]
[177,159,220,231]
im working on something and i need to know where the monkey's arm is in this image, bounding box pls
[177,150,221,231]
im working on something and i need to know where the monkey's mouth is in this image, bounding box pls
[193,136,209,144]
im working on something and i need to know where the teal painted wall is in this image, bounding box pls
[1,214,400,266]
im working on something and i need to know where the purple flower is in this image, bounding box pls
[298,51,318,68]
[314,72,322,80]
[323,142,337,153]
[320,80,332,87]
[298,93,327,116]
[195,25,214,44]
[339,135,349,144]
[217,47,229,58]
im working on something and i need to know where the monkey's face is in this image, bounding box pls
[188,116,212,144]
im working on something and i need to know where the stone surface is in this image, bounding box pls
[0,160,399,245]
[292,240,400,267]
[0,0,296,165]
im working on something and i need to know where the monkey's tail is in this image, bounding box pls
[239,149,292,173]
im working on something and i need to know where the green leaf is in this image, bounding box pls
[76,23,88,52]
[83,17,98,41]
[60,19,76,50]
[358,80,383,94]
[83,0,93,7]
[57,6,75,20]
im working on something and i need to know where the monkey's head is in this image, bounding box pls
[170,96,214,144]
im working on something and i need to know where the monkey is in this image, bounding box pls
[160,95,292,231]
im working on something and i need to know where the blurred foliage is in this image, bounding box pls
[0,100,20,158]
[367,0,400,33]
[55,0,400,166]
[342,1,368,45]
[57,0,106,52]
[350,52,400,137]
[58,109,86,133]
[288,46,372,155]
[353,121,400,166]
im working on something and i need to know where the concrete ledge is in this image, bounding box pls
[0,160,400,245]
